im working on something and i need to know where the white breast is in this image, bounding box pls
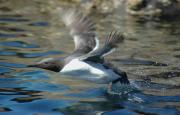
[60,59,120,83]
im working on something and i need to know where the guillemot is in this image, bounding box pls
[28,9,130,88]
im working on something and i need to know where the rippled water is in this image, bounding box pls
[0,1,180,115]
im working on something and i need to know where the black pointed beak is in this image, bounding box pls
[27,64,39,67]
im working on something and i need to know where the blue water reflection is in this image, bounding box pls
[0,62,27,68]
[20,82,69,92]
[0,33,25,38]
[0,67,13,74]
[0,41,39,48]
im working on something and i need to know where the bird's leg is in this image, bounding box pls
[107,77,122,95]
[107,72,129,95]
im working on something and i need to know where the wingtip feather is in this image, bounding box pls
[105,31,125,48]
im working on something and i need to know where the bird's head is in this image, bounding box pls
[28,58,64,72]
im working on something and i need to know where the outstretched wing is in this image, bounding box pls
[62,9,99,54]
[80,31,125,62]
[101,31,125,56]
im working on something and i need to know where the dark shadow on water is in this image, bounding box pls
[0,26,26,32]
[28,21,49,26]
[146,71,180,79]
[0,18,29,22]
[11,96,43,103]
[18,51,62,58]
[0,87,41,96]
[0,50,62,58]
[112,58,168,66]
[0,14,23,18]
[0,107,12,112]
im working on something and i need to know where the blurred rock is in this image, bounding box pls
[126,0,180,19]
[80,0,124,14]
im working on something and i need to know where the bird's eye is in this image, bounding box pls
[44,62,49,64]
